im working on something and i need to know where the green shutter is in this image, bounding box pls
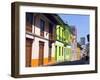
[55,46,57,60]
[56,25,59,40]
[59,46,60,56]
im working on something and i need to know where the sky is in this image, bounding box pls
[59,14,90,43]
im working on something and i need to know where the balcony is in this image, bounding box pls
[57,35,66,43]
[49,34,55,42]
[26,22,32,32]
[40,31,44,37]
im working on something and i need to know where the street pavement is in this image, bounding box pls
[49,60,89,66]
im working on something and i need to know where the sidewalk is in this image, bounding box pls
[47,60,89,66]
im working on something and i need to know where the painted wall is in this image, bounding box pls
[64,25,72,44]
[71,36,77,61]
[55,41,64,62]
[56,25,64,61]
[64,46,72,61]
[55,24,72,62]
[26,13,56,67]
[31,37,49,66]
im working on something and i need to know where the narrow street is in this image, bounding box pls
[49,60,89,66]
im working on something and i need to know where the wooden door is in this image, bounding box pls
[48,42,52,62]
[38,41,44,66]
[26,38,32,67]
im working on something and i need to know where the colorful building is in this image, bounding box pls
[71,26,78,61]
[64,24,72,61]
[55,25,65,62]
[26,13,58,67]
[55,22,72,62]
[25,13,80,67]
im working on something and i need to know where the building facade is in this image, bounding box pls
[71,26,77,61]
[26,13,57,67]
[25,13,81,67]
[55,23,72,62]
[55,25,65,62]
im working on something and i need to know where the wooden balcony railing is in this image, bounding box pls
[26,22,32,32]
[40,31,44,37]
[49,33,55,42]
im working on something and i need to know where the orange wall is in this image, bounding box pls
[31,57,56,67]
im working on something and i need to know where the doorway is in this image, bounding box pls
[26,38,33,67]
[38,41,44,66]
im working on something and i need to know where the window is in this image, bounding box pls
[62,29,64,41]
[49,23,53,39]
[59,27,61,40]
[64,48,66,60]
[49,23,53,33]
[65,30,69,41]
[55,46,57,60]
[26,13,33,25]
[62,47,63,56]
[26,13,34,32]
[56,26,59,40]
[62,28,63,41]
[60,28,62,41]
[40,19,45,32]
[40,19,45,36]
[59,46,61,56]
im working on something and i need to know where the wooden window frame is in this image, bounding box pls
[40,18,45,36]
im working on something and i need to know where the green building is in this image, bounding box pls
[55,23,72,62]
